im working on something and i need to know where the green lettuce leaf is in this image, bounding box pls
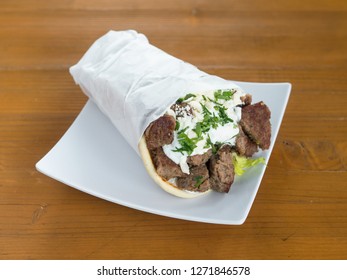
[232,153,266,176]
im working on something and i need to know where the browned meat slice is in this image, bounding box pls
[150,147,184,180]
[209,145,234,193]
[187,149,212,166]
[240,94,252,106]
[235,126,258,157]
[145,115,176,150]
[176,165,210,192]
[240,101,271,150]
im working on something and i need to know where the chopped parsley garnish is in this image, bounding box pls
[214,89,236,101]
[192,122,202,138]
[193,176,204,188]
[176,93,196,103]
[214,141,223,152]
[204,135,221,154]
[198,102,233,134]
[200,102,211,116]
[178,127,188,134]
[207,96,223,106]
[216,106,233,125]
[175,120,180,131]
[204,134,223,154]
[172,128,197,155]
[204,134,213,151]
[198,102,220,132]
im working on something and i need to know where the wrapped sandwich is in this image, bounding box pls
[70,30,271,198]
[139,91,270,198]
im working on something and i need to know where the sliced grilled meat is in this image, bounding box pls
[187,149,213,166]
[240,101,271,150]
[235,126,258,157]
[145,115,176,150]
[176,165,210,192]
[150,147,184,180]
[209,145,234,193]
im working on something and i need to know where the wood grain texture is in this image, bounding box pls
[1,0,347,260]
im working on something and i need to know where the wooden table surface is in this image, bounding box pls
[1,0,347,260]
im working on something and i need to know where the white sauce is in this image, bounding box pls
[162,89,244,174]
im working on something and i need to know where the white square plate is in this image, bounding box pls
[36,82,291,225]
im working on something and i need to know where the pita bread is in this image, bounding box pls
[138,137,212,198]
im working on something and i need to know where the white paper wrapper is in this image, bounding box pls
[70,30,241,155]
